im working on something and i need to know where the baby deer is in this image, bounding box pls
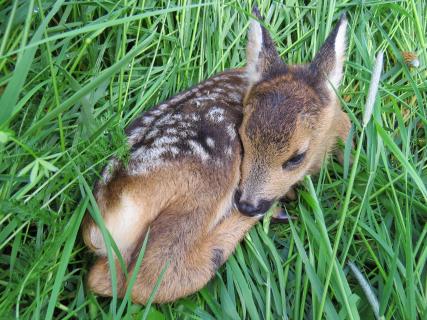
[82,8,350,304]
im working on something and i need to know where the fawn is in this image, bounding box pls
[82,7,351,304]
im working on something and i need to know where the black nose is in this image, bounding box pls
[237,201,260,216]
[234,190,272,216]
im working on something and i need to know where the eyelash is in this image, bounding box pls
[282,151,306,170]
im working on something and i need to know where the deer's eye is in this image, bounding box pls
[283,151,306,170]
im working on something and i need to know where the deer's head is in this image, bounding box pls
[235,8,348,216]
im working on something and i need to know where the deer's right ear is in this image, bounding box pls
[246,7,284,84]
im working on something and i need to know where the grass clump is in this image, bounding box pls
[0,0,426,319]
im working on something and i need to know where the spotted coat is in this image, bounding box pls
[102,69,248,179]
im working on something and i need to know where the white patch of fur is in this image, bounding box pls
[188,140,210,161]
[150,109,163,116]
[193,96,215,103]
[158,114,174,125]
[329,19,347,90]
[190,113,200,121]
[212,87,225,94]
[153,136,179,147]
[142,116,155,124]
[145,128,159,140]
[207,107,225,122]
[226,124,236,140]
[101,158,119,184]
[206,137,215,148]
[91,194,141,256]
[166,128,178,135]
[169,146,180,155]
[246,19,263,83]
[128,127,145,144]
[172,114,182,121]
[179,122,192,129]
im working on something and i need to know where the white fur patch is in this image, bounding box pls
[207,107,225,122]
[166,128,178,135]
[190,113,200,121]
[142,116,155,124]
[90,194,141,257]
[188,140,210,161]
[153,136,179,147]
[101,158,119,184]
[128,127,145,144]
[206,137,215,148]
[150,109,163,116]
[145,128,159,140]
[226,124,236,140]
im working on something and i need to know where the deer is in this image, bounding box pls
[81,7,351,304]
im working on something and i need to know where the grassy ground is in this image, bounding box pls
[0,0,426,319]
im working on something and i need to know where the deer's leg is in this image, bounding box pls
[82,178,160,261]
[127,210,259,304]
[87,212,258,304]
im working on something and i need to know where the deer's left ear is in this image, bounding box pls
[310,14,348,90]
[246,6,284,84]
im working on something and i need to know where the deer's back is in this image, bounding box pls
[102,69,248,182]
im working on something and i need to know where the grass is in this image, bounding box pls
[0,0,426,319]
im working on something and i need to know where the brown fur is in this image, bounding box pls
[236,12,350,213]
[82,8,351,304]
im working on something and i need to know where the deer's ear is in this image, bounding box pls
[310,14,348,90]
[246,6,284,84]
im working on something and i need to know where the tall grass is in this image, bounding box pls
[0,0,426,319]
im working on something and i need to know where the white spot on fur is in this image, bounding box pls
[101,158,119,184]
[158,114,174,125]
[172,114,182,120]
[226,124,236,140]
[142,116,155,124]
[166,128,178,135]
[150,109,163,116]
[188,140,209,161]
[207,107,225,122]
[206,137,215,148]
[193,96,216,104]
[128,127,145,144]
[153,136,179,147]
[190,113,200,121]
[145,128,159,140]
[169,146,180,155]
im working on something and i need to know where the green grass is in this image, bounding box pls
[0,0,426,319]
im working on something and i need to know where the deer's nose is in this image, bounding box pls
[234,190,271,216]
